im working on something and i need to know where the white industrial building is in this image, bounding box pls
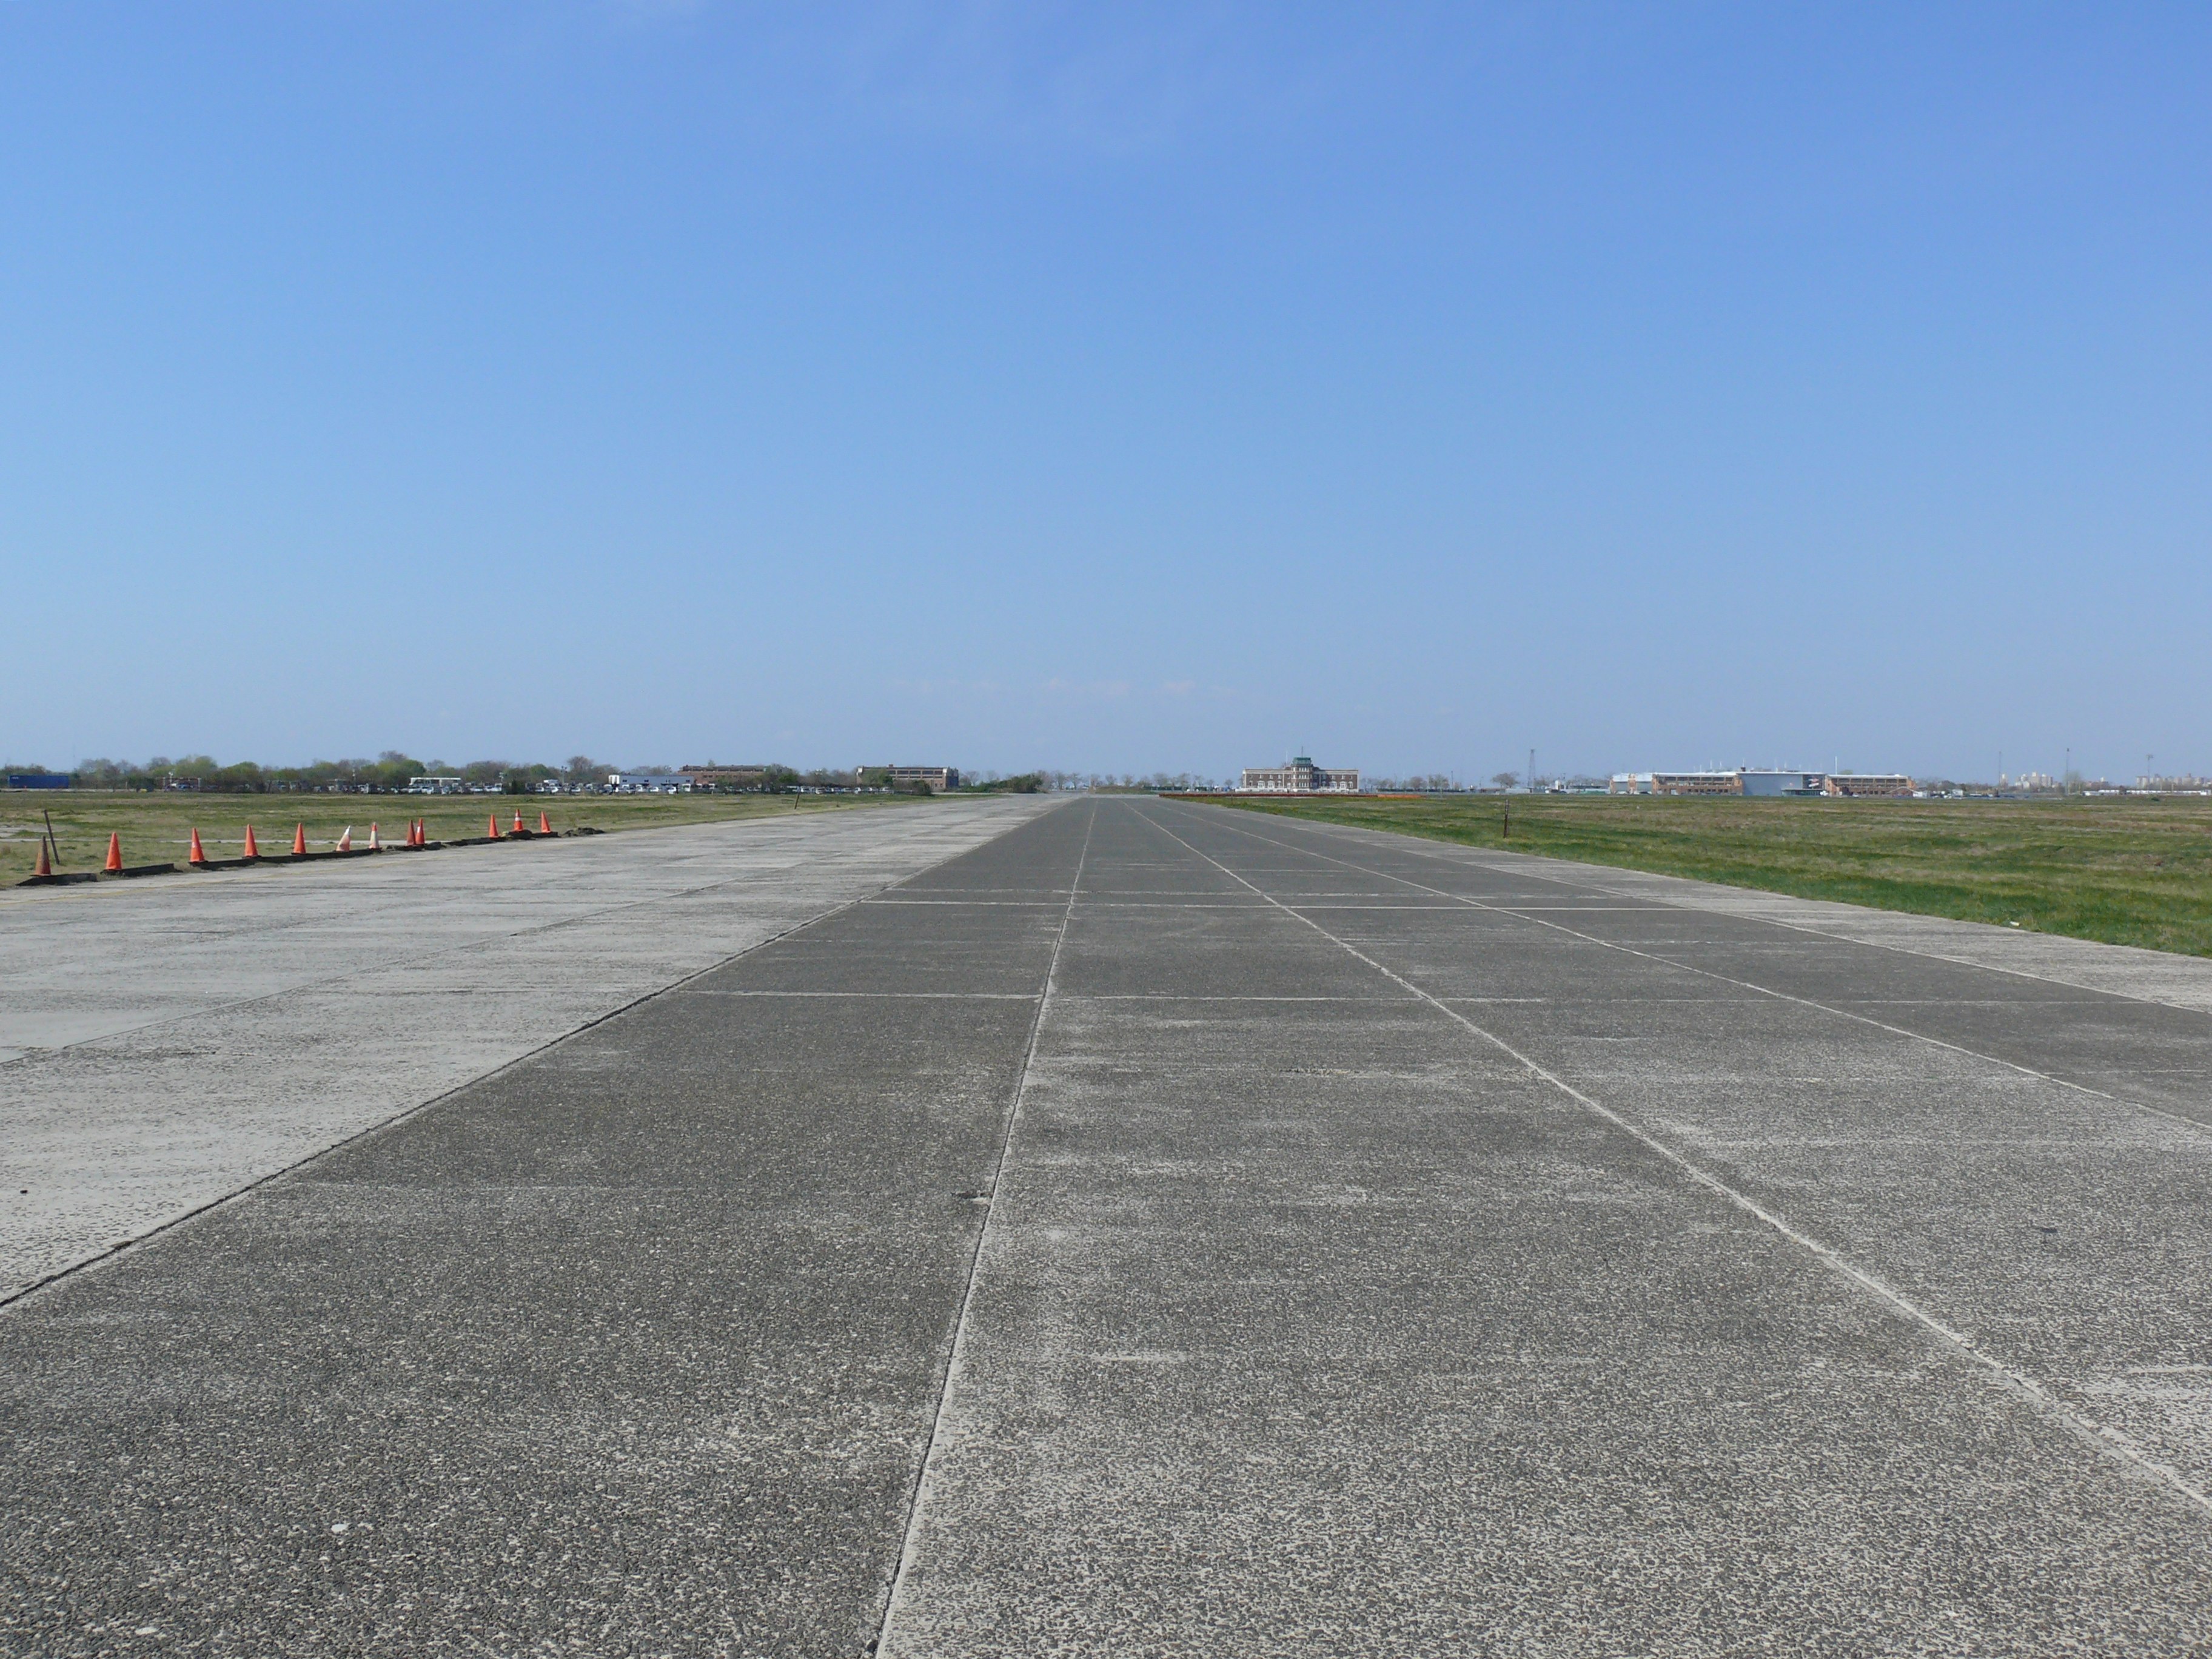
[1610,768,1914,797]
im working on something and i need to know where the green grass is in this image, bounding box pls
[0,789,919,885]
[1204,793,2212,957]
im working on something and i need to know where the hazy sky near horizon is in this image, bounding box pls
[5,3,2209,781]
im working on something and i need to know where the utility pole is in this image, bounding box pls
[1528,748,1535,794]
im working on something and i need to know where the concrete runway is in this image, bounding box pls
[4,797,2209,1655]
[0,798,1051,1301]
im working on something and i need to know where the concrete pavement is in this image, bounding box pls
[0,797,1054,1301]
[4,797,2208,1655]
[883,800,2212,1655]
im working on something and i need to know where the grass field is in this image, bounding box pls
[0,790,917,886]
[1210,793,2212,957]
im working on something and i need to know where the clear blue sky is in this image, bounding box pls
[5,3,2208,782]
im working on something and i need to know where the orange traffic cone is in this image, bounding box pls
[189,828,207,865]
[33,838,52,877]
[415,819,425,846]
[292,823,307,856]
[488,813,500,839]
[512,809,526,834]
[335,826,353,852]
[367,822,381,850]
[104,832,124,873]
[537,810,552,835]
[243,825,260,859]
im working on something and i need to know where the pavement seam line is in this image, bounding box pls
[0,805,1025,1071]
[1201,808,2212,1140]
[1485,845,2212,1014]
[1285,811,2212,1018]
[877,799,1099,1652]
[1141,803,2212,1523]
[0,799,929,914]
[687,991,1042,999]
[0,808,1054,1314]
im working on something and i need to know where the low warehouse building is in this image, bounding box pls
[1825,773,1915,797]
[1740,770,1827,797]
[1612,768,1914,797]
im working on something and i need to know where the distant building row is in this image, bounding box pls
[1239,756,1362,793]
[677,765,959,791]
[1609,769,1914,797]
[402,763,964,796]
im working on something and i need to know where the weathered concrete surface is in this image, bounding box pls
[0,798,1054,1299]
[0,797,1088,1658]
[885,800,2212,1655]
[4,797,2210,1657]
[1284,813,2212,1014]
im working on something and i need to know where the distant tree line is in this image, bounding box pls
[66,751,460,793]
[62,752,617,794]
[37,753,1055,796]
[1062,772,1224,793]
[1373,774,1466,792]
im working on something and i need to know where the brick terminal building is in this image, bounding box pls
[1239,756,1362,793]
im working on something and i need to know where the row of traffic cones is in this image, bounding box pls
[38,813,555,880]
[486,811,555,839]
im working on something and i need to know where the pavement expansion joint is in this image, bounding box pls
[14,796,2212,1651]
[1144,800,2212,1525]
[1300,811,2212,1017]
[875,800,1099,1653]
[685,989,1041,999]
[864,897,1070,907]
[1,804,1057,1312]
[1070,992,1413,1002]
[5,846,934,1074]
[1205,808,2212,1139]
